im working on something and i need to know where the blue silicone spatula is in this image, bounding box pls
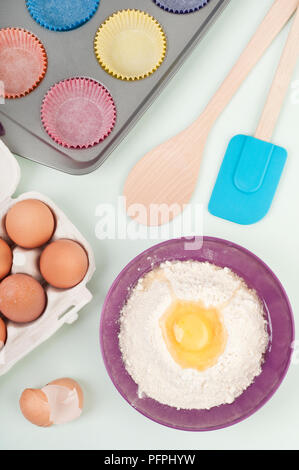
[209,4,299,225]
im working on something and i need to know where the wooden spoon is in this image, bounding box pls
[124,0,299,226]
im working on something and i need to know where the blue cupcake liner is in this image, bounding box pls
[153,0,209,14]
[26,0,100,32]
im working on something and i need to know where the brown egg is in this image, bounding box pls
[40,239,89,289]
[5,199,55,249]
[0,317,7,349]
[0,238,12,280]
[20,378,84,427]
[0,274,47,323]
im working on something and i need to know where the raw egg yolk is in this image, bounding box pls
[160,300,227,372]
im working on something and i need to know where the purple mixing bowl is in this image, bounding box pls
[100,237,294,431]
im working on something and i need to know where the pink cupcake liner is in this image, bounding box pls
[0,28,47,99]
[41,78,116,149]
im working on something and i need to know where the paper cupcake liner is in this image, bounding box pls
[94,9,167,81]
[153,0,210,14]
[41,78,116,149]
[26,0,100,32]
[0,28,47,99]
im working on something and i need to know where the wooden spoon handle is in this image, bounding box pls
[255,5,299,142]
[189,0,299,136]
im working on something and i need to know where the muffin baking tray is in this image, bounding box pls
[0,0,230,175]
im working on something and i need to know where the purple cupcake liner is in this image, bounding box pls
[153,0,210,14]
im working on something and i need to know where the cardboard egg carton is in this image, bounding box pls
[0,140,95,375]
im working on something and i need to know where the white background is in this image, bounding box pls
[1,0,299,450]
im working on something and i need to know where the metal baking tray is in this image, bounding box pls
[0,0,230,175]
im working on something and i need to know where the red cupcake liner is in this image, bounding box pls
[0,28,47,99]
[41,78,117,149]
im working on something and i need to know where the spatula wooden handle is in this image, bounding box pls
[190,0,299,136]
[255,5,299,142]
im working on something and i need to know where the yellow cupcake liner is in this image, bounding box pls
[94,9,167,81]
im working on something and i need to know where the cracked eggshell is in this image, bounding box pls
[20,378,84,427]
[49,378,84,407]
[19,388,52,427]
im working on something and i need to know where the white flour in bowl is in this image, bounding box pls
[119,261,269,410]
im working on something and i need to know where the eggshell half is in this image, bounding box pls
[49,378,84,409]
[40,239,89,289]
[0,274,47,323]
[19,378,83,427]
[0,238,12,280]
[5,199,55,249]
[19,388,52,427]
